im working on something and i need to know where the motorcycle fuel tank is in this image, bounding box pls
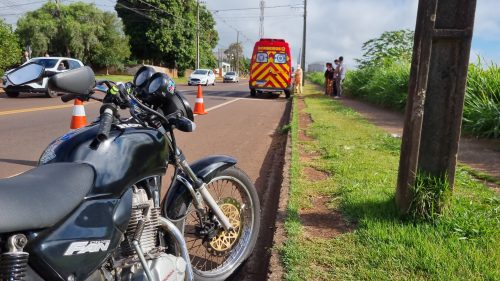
[39,123,169,197]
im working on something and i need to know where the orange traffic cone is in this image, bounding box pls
[70,98,87,129]
[193,85,207,115]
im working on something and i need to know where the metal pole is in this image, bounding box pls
[301,0,307,84]
[236,31,239,74]
[196,0,200,69]
[259,0,265,38]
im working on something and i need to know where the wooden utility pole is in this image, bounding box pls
[396,0,477,213]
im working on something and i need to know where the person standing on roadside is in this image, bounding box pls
[335,56,346,98]
[324,62,334,96]
[294,64,303,94]
[21,51,30,64]
[333,59,340,97]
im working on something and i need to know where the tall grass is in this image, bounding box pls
[306,72,324,86]
[315,59,500,138]
[463,61,500,138]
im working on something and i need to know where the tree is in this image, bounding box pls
[0,19,21,75]
[356,29,414,68]
[224,42,247,74]
[116,0,218,72]
[16,2,130,69]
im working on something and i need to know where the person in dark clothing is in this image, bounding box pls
[324,62,334,96]
[333,59,339,97]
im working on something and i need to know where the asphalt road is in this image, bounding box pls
[0,78,290,279]
[0,79,286,177]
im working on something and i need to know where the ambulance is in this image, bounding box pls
[249,38,293,98]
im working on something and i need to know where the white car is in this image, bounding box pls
[188,69,216,86]
[2,57,84,98]
[223,71,239,83]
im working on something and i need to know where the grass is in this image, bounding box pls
[95,74,188,84]
[311,59,500,139]
[281,83,500,280]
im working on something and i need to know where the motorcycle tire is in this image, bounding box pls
[181,166,261,281]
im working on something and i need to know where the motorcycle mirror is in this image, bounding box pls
[49,66,95,98]
[6,63,45,85]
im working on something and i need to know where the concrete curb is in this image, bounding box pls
[266,99,293,281]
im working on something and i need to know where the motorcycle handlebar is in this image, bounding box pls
[96,104,116,142]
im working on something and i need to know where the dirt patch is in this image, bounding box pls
[337,96,500,184]
[297,97,314,141]
[300,196,353,239]
[303,166,329,181]
[297,94,353,240]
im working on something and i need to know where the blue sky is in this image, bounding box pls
[1,0,498,67]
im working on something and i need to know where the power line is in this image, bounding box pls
[211,4,303,12]
[0,0,46,8]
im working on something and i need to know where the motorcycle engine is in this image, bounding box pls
[104,187,186,281]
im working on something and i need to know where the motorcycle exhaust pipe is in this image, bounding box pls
[159,217,194,281]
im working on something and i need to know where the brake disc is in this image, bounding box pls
[206,197,243,256]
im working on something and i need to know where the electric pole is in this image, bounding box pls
[196,0,200,69]
[236,31,240,74]
[259,0,265,38]
[301,0,307,84]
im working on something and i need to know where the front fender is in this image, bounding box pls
[163,155,237,221]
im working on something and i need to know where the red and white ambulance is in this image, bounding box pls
[249,38,293,98]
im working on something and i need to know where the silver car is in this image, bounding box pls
[223,71,239,83]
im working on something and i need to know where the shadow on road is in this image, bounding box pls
[227,97,292,281]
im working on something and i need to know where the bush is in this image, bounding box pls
[306,72,324,86]
[463,61,500,138]
[337,59,499,139]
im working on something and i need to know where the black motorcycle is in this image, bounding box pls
[0,63,260,281]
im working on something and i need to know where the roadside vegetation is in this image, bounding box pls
[282,83,500,280]
[308,29,500,139]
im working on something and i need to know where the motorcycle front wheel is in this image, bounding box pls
[182,166,261,281]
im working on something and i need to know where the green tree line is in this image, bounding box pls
[116,0,218,73]
[1,0,219,75]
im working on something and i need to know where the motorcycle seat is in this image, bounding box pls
[0,163,95,233]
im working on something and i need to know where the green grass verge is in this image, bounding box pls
[281,83,500,281]
[95,74,187,85]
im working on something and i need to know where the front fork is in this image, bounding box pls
[175,153,233,231]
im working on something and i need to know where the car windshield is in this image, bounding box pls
[30,59,59,68]
[193,70,208,75]
[226,72,235,75]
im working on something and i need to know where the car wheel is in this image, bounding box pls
[250,89,256,97]
[213,81,216,86]
[285,89,291,99]
[5,91,20,98]
[45,88,58,98]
